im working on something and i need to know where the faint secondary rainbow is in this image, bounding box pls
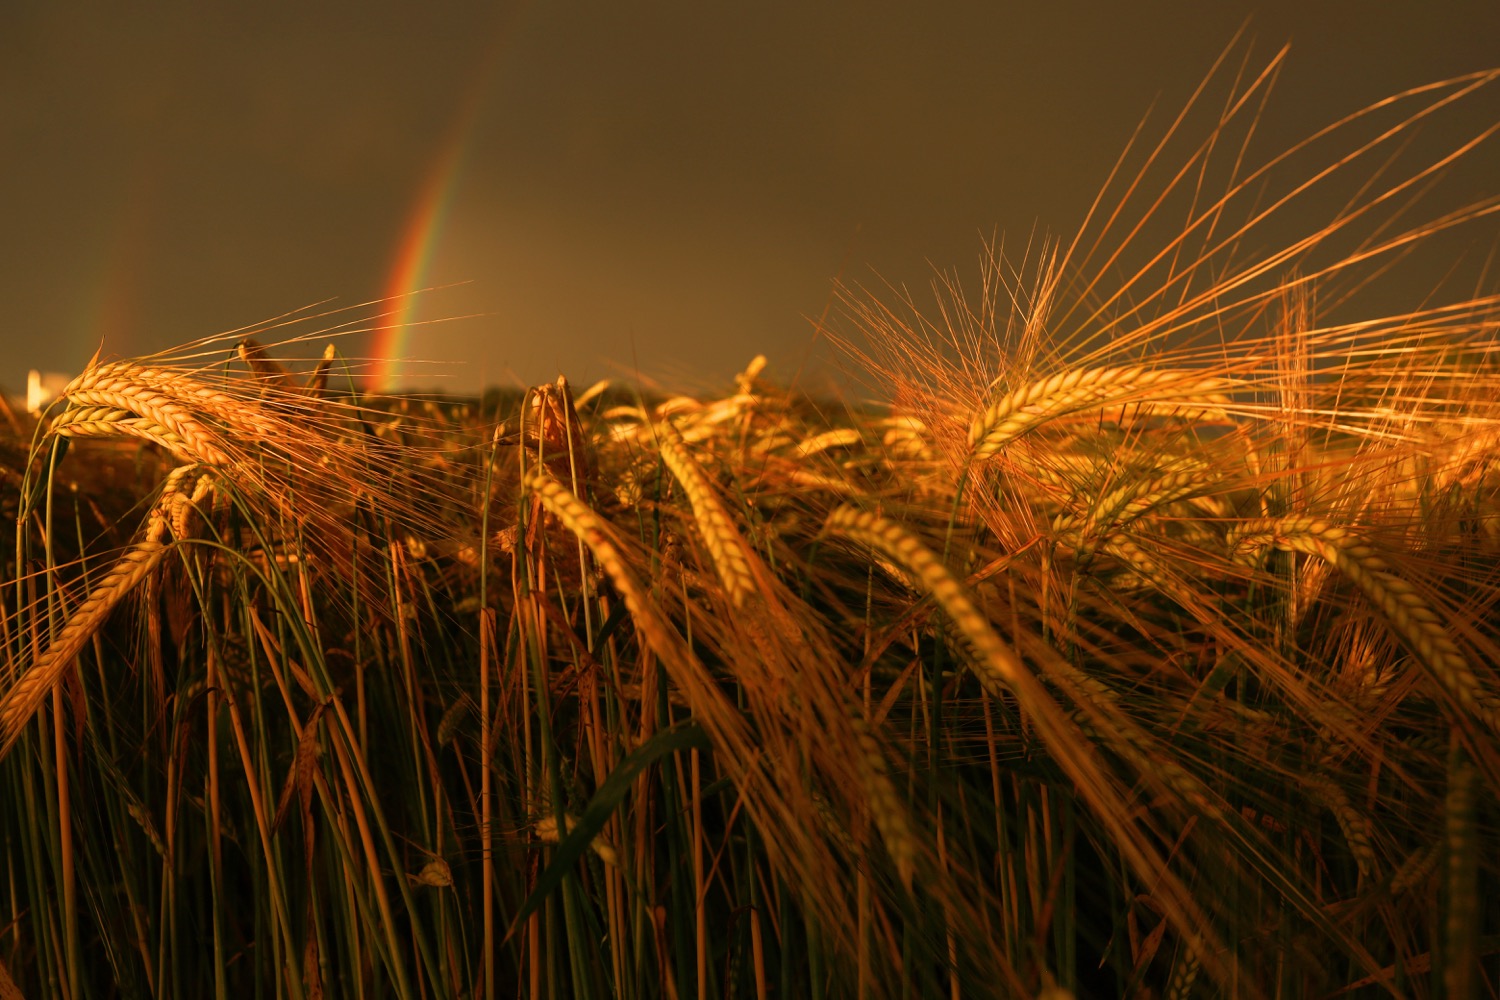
[369,31,511,392]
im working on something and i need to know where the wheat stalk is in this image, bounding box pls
[969,365,1239,460]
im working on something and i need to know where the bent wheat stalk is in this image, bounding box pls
[526,469,864,931]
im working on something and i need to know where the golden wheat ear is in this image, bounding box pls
[236,338,290,386]
[654,419,758,608]
[305,343,338,396]
[735,354,768,395]
[968,365,1240,460]
[0,540,165,763]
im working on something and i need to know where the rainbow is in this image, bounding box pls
[369,31,513,393]
[367,135,466,392]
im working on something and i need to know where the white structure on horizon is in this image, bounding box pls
[27,370,71,414]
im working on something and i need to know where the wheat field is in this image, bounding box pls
[2,53,1498,999]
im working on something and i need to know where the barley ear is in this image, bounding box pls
[969,365,1238,460]
[524,469,683,664]
[0,539,165,762]
[51,404,198,461]
[849,716,916,892]
[655,420,758,607]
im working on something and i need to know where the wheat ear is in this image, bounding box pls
[824,506,1194,799]
[0,540,165,761]
[0,954,22,1000]
[969,366,1237,460]
[67,362,288,445]
[58,387,230,465]
[145,464,215,544]
[50,405,197,460]
[824,508,1036,697]
[849,717,916,892]
[1432,422,1500,487]
[655,421,758,608]
[525,469,685,662]
[1043,655,1224,821]
[0,461,222,760]
[792,427,863,459]
[1051,460,1217,544]
[1164,946,1200,1000]
[1228,516,1500,736]
[1300,772,1377,881]
[1390,838,1442,897]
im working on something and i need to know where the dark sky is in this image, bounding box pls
[3,2,1497,394]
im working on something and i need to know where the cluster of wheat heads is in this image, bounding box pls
[1,332,481,998]
[820,50,1500,998]
[3,51,1500,1000]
